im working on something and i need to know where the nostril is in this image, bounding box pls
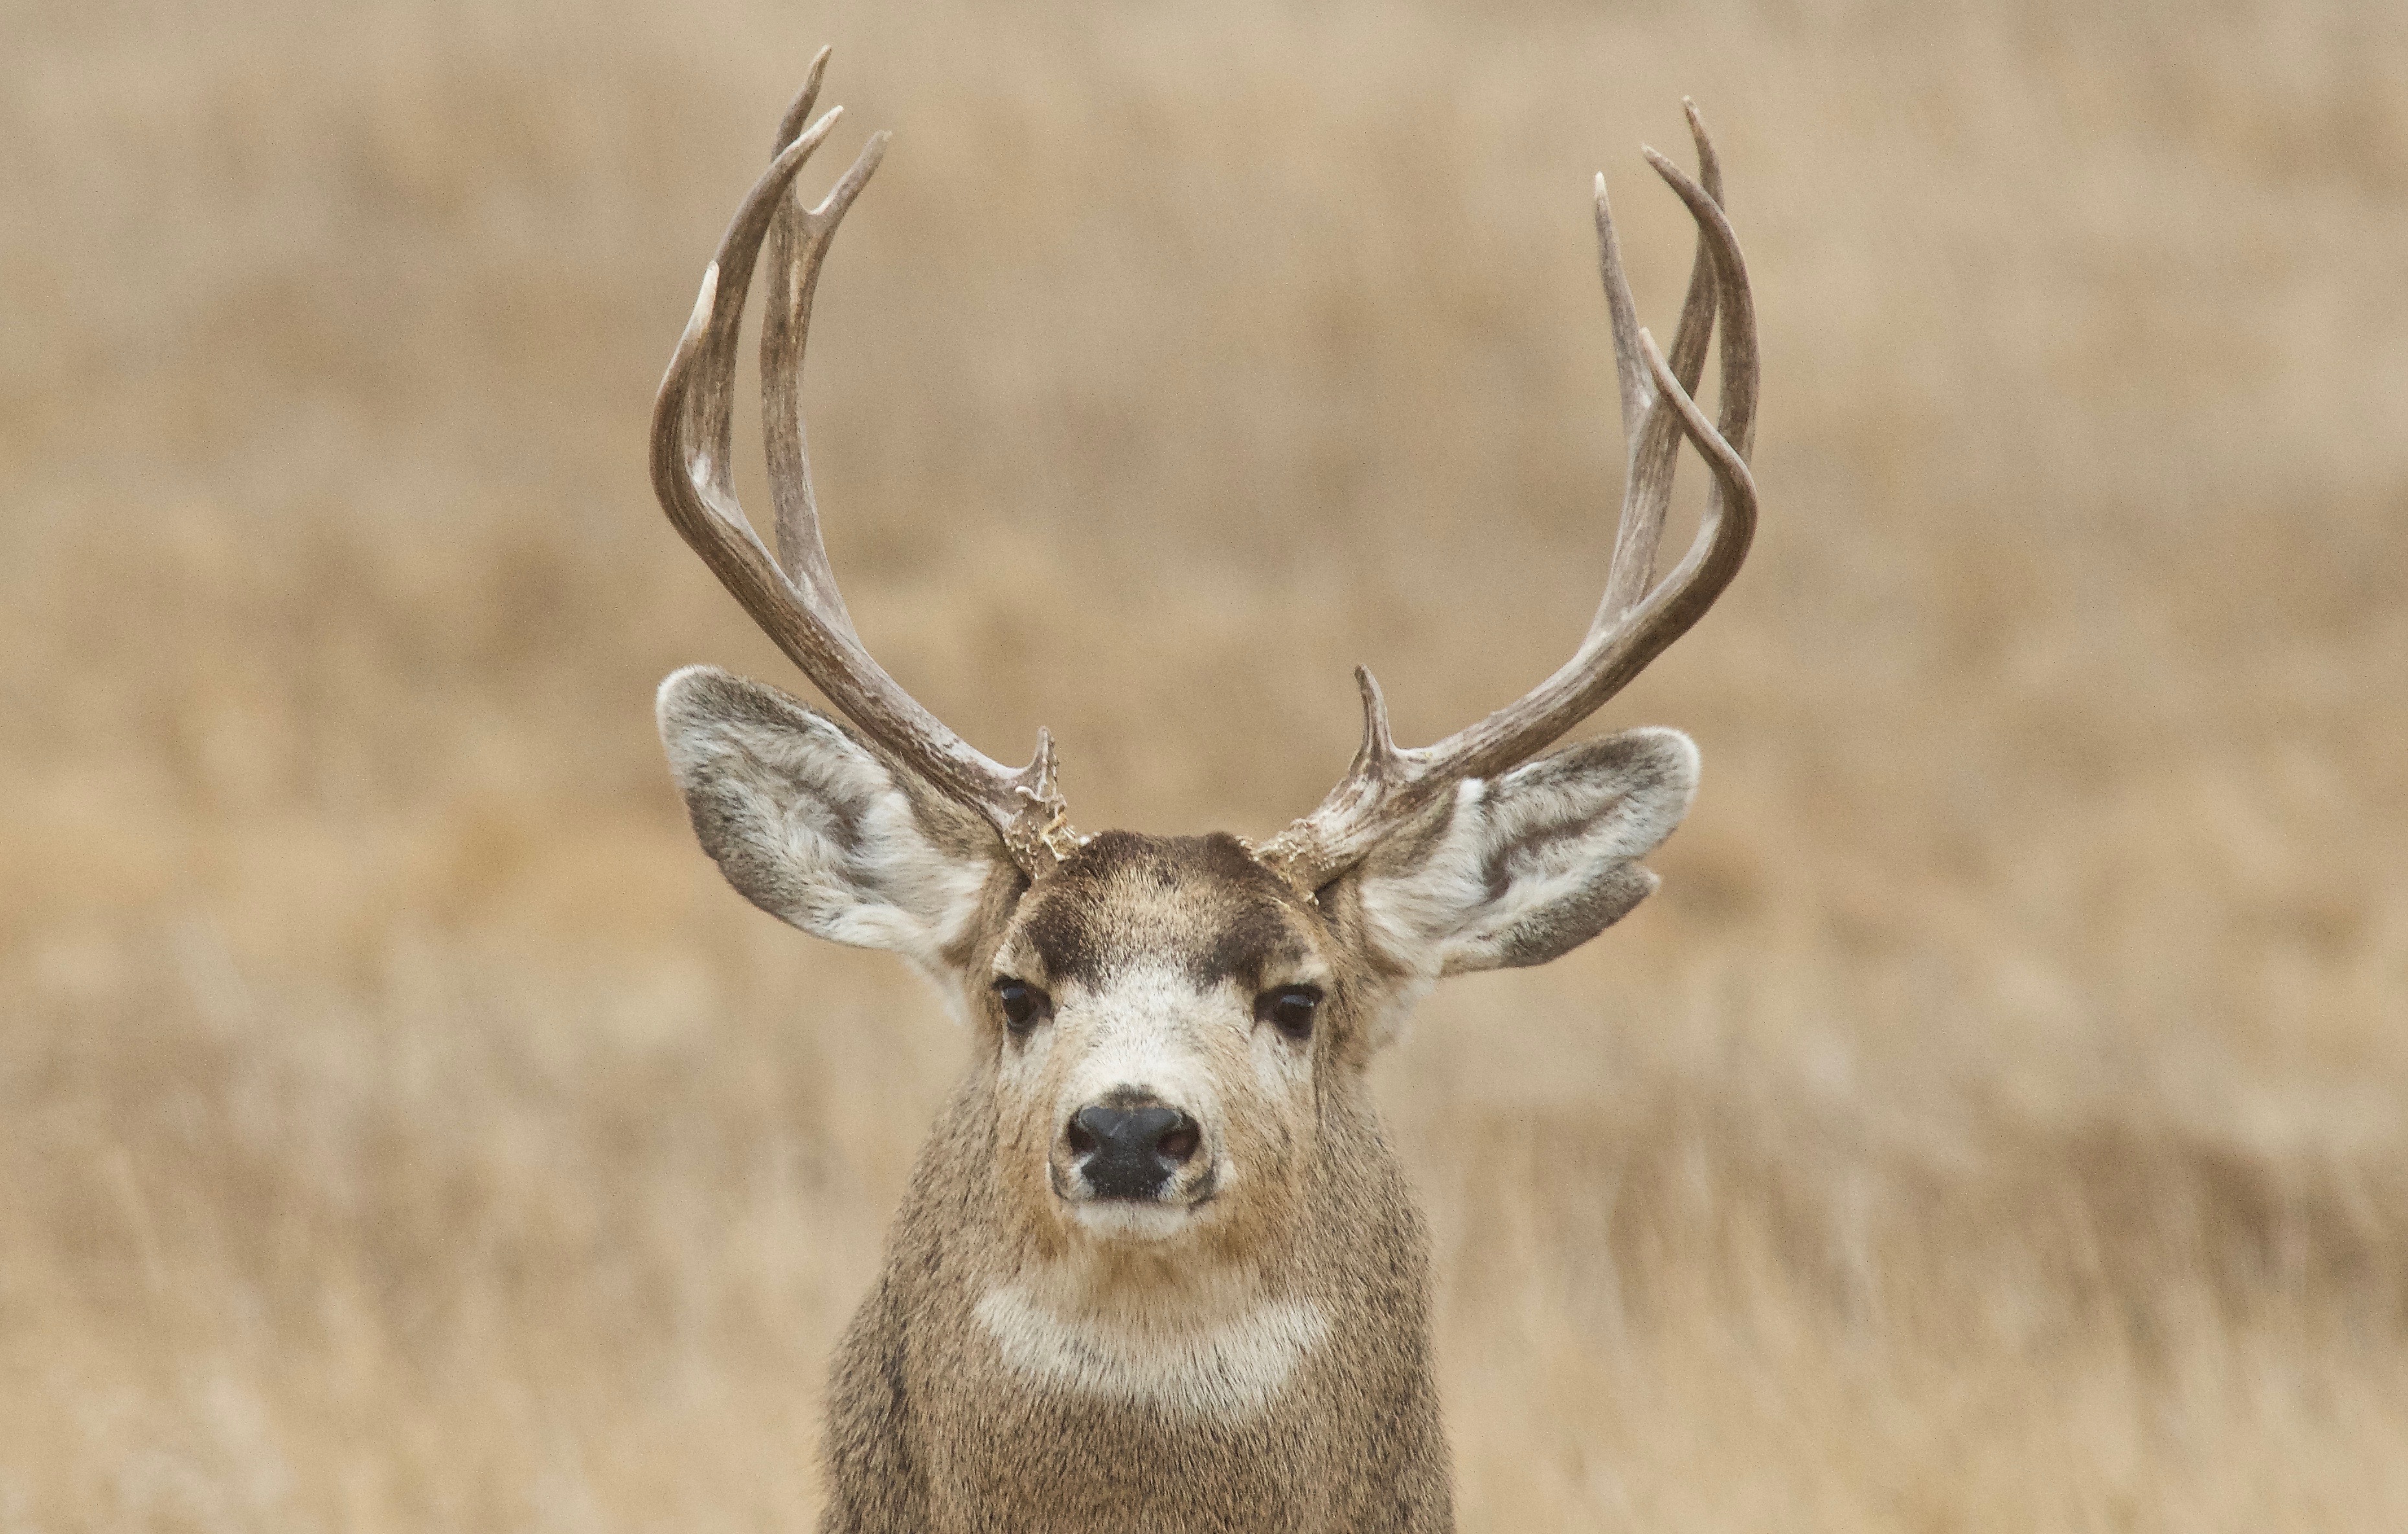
[1155,1115,1200,1165]
[1065,1102,1203,1198]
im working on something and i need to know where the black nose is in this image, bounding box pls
[1066,1103,1202,1199]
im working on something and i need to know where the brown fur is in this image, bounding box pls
[658,674,1696,1531]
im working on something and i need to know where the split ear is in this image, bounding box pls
[655,665,1005,975]
[1350,728,1699,979]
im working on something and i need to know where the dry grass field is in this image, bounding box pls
[5,0,2407,1527]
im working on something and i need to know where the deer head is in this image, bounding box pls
[651,51,1756,1280]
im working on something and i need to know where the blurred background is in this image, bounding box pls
[5,0,2405,1526]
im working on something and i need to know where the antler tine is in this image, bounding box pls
[1595,101,1724,628]
[1627,319,1757,652]
[1593,174,1651,441]
[1594,103,1720,441]
[655,107,845,565]
[773,45,834,161]
[652,59,1078,873]
[1643,139,1758,483]
[763,49,882,640]
[1260,111,1758,893]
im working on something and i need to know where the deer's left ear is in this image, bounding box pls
[1350,729,1698,978]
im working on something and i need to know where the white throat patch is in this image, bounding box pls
[974,1283,1328,1422]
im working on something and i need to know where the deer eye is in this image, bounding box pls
[992,978,1051,1034]
[1255,985,1322,1041]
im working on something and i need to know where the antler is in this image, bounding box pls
[651,51,1079,873]
[1259,104,1759,892]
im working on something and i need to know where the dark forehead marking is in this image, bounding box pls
[1204,904,1309,994]
[1016,830,1316,990]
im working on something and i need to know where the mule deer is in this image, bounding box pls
[651,49,1756,1533]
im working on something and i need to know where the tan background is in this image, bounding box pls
[5,0,2406,1526]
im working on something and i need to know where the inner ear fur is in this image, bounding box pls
[655,665,1006,972]
[1350,727,1699,978]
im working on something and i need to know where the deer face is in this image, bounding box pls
[983,832,1334,1253]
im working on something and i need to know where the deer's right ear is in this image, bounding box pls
[656,665,1003,972]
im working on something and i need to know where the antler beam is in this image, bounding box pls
[1259,107,1760,892]
[650,52,1079,873]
